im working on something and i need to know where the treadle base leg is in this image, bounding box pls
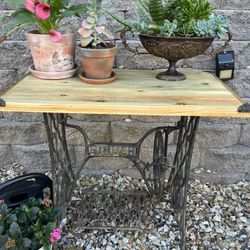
[168,116,200,250]
[43,113,75,221]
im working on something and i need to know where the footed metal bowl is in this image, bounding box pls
[139,35,214,81]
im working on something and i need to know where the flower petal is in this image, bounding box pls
[48,30,62,43]
[36,3,50,20]
[24,0,36,12]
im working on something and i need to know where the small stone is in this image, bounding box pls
[214,215,221,222]
[239,217,248,223]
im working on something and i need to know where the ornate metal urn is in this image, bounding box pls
[139,35,214,81]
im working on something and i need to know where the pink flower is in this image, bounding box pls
[50,228,61,244]
[24,0,41,13]
[0,199,4,205]
[36,3,50,20]
[48,29,62,43]
[42,198,52,207]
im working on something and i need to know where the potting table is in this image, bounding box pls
[0,69,249,250]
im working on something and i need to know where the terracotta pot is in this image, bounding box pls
[26,31,76,72]
[0,36,6,43]
[77,45,116,79]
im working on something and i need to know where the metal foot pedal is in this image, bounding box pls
[71,190,149,230]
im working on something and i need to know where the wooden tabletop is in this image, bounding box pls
[0,69,249,117]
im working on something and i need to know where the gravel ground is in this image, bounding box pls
[0,164,249,250]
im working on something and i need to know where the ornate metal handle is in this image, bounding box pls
[120,28,149,55]
[205,31,233,57]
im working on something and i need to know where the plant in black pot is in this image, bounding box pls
[111,0,231,81]
[77,0,116,84]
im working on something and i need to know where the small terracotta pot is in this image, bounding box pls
[26,31,76,72]
[77,45,116,79]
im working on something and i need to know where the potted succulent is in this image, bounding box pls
[77,0,116,84]
[1,0,87,79]
[0,198,61,250]
[111,0,231,81]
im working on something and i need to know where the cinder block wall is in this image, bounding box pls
[0,0,249,183]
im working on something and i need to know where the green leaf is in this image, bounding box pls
[7,214,17,224]
[87,16,96,24]
[0,204,8,214]
[109,12,133,29]
[61,0,70,6]
[35,231,43,240]
[0,225,3,235]
[0,235,8,249]
[1,8,34,36]
[148,0,165,25]
[22,238,32,248]
[9,222,20,237]
[61,4,87,18]
[31,206,39,214]
[80,36,94,47]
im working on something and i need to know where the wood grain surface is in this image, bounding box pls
[0,69,249,118]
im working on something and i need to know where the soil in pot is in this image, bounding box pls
[78,43,116,82]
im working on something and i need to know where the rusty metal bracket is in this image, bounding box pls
[0,99,6,107]
[238,103,250,113]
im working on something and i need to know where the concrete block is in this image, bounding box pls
[215,10,250,41]
[239,124,250,146]
[200,145,250,173]
[0,119,47,145]
[196,122,241,148]
[201,117,250,125]
[116,40,168,70]
[226,69,250,99]
[0,69,18,93]
[111,121,175,145]
[12,144,51,172]
[129,116,179,124]
[191,171,247,184]
[0,41,32,71]
[0,145,14,166]
[220,0,250,10]
[2,112,44,122]
[65,120,110,145]
[70,114,129,122]
[182,41,250,70]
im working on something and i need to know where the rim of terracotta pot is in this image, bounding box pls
[77,44,116,57]
[26,30,76,37]
[78,43,116,51]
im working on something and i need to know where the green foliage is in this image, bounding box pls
[111,0,230,38]
[148,0,165,25]
[195,14,230,37]
[0,0,87,36]
[0,198,60,250]
[79,0,114,48]
[176,0,213,22]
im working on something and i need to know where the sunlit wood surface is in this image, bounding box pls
[0,69,249,117]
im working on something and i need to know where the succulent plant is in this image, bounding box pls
[195,14,230,38]
[111,0,230,38]
[78,0,114,48]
